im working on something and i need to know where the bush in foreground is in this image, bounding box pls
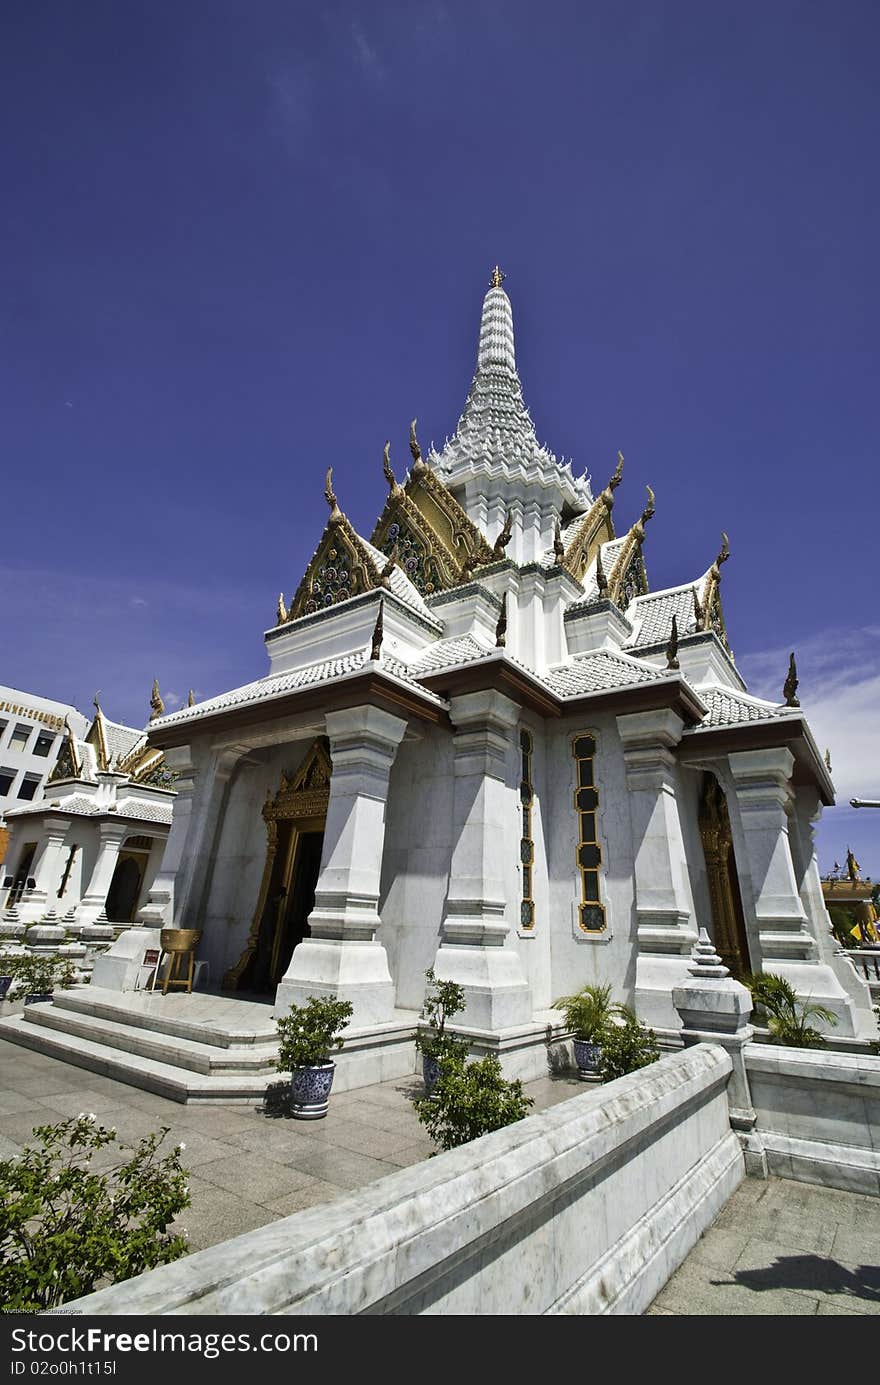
[414,1053,533,1151]
[0,1114,190,1311]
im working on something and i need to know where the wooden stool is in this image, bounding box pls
[158,929,202,995]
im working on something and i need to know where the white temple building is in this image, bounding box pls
[2,690,174,929]
[10,268,873,1088]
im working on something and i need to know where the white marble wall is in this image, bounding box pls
[66,1045,743,1316]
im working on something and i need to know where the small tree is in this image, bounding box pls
[414,1053,533,1151]
[414,968,468,1065]
[9,953,76,999]
[553,983,625,1042]
[274,996,354,1070]
[0,1115,190,1311]
[745,973,837,1049]
[597,1009,660,1082]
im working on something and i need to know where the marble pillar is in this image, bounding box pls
[618,708,698,1032]
[275,706,407,1029]
[17,818,70,925]
[432,690,532,1031]
[727,748,859,1036]
[74,821,129,926]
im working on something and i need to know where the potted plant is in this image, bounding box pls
[11,953,76,1006]
[597,1007,660,1082]
[553,982,624,1078]
[414,968,468,1095]
[274,995,353,1119]
[745,972,837,1049]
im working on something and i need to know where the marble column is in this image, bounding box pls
[727,748,858,1036]
[432,690,532,1032]
[19,818,72,925]
[74,821,130,926]
[617,708,698,1032]
[275,706,407,1029]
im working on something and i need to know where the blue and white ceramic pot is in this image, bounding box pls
[289,1061,336,1119]
[24,992,53,1007]
[0,975,14,1001]
[572,1038,601,1078]
[422,1053,441,1096]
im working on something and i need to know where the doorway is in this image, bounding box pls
[698,772,751,979]
[224,739,331,993]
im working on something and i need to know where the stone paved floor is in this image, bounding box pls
[648,1175,880,1315]
[0,1038,582,1253]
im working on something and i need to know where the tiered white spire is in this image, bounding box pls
[429,269,592,511]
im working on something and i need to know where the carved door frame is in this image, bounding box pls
[223,740,331,991]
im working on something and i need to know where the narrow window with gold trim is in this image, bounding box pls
[519,728,535,930]
[572,732,605,933]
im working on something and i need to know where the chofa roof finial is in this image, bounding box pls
[641,484,656,526]
[783,652,800,708]
[324,466,341,520]
[149,678,165,721]
[716,531,730,569]
[409,418,425,471]
[187,689,195,708]
[383,441,398,492]
[276,592,289,625]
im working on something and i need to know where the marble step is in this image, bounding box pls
[49,987,277,1048]
[19,1002,280,1076]
[0,1014,281,1103]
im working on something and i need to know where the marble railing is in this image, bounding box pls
[746,1044,880,1195]
[68,1044,742,1316]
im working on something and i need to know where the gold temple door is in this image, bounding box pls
[698,772,751,980]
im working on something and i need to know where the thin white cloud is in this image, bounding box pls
[350,21,386,85]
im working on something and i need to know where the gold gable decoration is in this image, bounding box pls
[562,453,624,583]
[286,515,381,623]
[48,718,82,783]
[695,533,731,653]
[264,739,333,825]
[370,422,495,595]
[606,485,655,609]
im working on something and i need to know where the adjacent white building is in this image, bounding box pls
[0,686,89,825]
[2,694,174,927]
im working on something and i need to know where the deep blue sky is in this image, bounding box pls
[2,1,878,869]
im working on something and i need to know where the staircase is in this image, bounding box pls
[0,987,281,1102]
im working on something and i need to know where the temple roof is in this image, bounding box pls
[149,649,447,731]
[698,685,788,727]
[543,649,667,697]
[428,274,592,508]
[7,792,173,827]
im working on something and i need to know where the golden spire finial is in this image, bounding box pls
[490,265,506,289]
[149,677,165,721]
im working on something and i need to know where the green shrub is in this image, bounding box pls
[414,968,468,1065]
[597,1009,660,1082]
[414,1052,533,1151]
[9,953,76,997]
[0,1114,190,1311]
[553,982,625,1041]
[275,995,354,1070]
[745,972,837,1049]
